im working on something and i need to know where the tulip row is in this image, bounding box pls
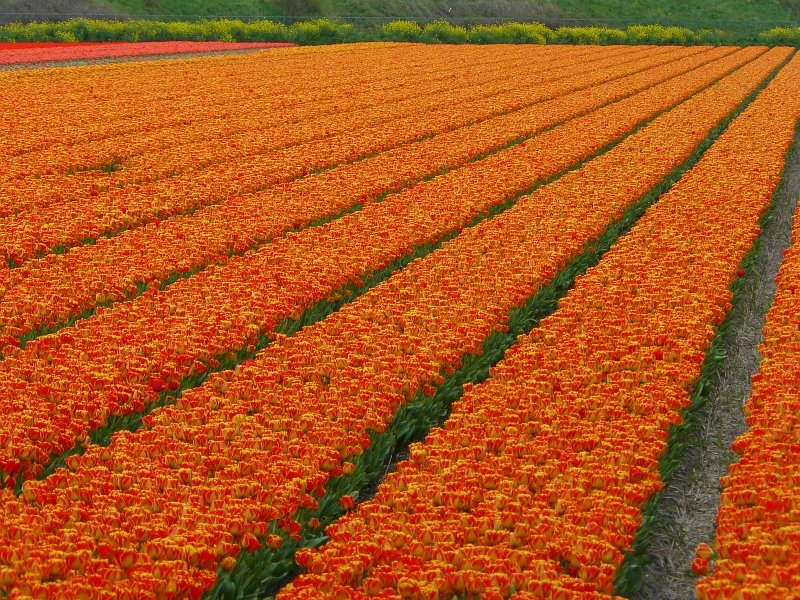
[1,42,479,159]
[1,43,354,158]
[0,47,788,599]
[0,41,296,65]
[0,46,672,267]
[5,43,536,224]
[0,44,573,191]
[2,48,410,185]
[0,45,607,189]
[0,45,773,485]
[0,46,750,347]
[695,143,800,596]
[0,45,628,218]
[281,50,800,600]
[1,42,100,47]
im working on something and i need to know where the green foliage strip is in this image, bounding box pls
[2,18,800,46]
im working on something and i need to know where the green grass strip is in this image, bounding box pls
[1,19,800,47]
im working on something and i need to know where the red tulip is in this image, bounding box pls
[241,533,260,553]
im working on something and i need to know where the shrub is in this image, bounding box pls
[63,19,143,42]
[420,20,469,44]
[554,27,623,45]
[380,20,422,42]
[758,26,800,46]
[289,19,353,44]
[696,28,737,45]
[54,30,78,42]
[501,22,554,42]
[243,20,289,42]
[591,27,628,44]
[469,23,547,44]
[468,24,504,44]
[626,24,698,45]
[6,21,52,41]
[197,19,237,42]
[0,18,793,47]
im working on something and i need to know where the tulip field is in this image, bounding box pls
[0,42,296,66]
[1,42,800,599]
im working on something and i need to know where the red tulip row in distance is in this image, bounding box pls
[0,40,296,65]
